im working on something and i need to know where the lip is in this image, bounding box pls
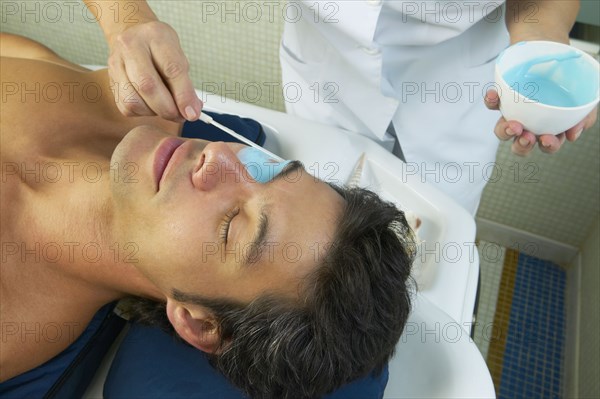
[154,137,186,191]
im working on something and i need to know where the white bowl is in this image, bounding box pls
[495,41,599,135]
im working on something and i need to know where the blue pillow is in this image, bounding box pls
[104,323,388,398]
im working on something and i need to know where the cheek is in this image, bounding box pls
[156,206,220,262]
[157,209,208,246]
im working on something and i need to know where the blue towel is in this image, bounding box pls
[181,111,266,145]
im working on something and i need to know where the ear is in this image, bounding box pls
[165,299,222,354]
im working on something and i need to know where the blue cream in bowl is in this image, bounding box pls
[495,41,599,135]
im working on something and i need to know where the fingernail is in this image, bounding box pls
[518,137,529,147]
[574,128,583,140]
[541,140,551,148]
[185,106,197,121]
[505,128,515,136]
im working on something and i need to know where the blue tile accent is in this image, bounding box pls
[498,253,566,399]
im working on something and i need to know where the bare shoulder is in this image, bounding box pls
[0,48,143,158]
[0,33,90,72]
[0,48,181,152]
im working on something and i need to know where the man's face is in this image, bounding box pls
[110,126,344,302]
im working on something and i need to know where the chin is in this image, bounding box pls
[112,126,159,166]
[109,126,162,206]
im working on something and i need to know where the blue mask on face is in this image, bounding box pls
[237,147,291,183]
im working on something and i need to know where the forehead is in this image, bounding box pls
[245,171,344,295]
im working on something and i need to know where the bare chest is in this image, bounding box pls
[0,140,111,383]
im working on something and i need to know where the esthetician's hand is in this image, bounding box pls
[107,20,202,122]
[484,89,598,156]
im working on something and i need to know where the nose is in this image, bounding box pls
[192,142,253,192]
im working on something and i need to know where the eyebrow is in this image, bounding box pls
[242,160,304,267]
[271,160,304,184]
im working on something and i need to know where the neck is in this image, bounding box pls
[18,160,165,304]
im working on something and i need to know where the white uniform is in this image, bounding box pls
[280,0,510,214]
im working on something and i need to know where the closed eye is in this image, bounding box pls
[217,161,304,253]
[220,208,239,244]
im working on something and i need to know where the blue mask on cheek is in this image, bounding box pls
[237,147,291,183]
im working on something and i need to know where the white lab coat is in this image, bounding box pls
[280,0,510,214]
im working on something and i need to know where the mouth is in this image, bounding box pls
[154,137,186,191]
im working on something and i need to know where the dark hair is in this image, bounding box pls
[125,185,415,398]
